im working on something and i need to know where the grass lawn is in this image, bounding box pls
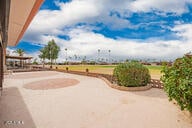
[52,65,163,79]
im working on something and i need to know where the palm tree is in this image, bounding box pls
[108,50,111,63]
[65,48,68,62]
[14,49,25,67]
[98,49,100,62]
[69,56,72,60]
[74,54,77,61]
[78,56,81,61]
[14,48,24,56]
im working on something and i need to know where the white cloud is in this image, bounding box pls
[23,0,101,44]
[130,0,192,15]
[19,0,192,62]
[24,28,191,62]
[27,0,100,33]
[172,24,192,40]
[65,28,191,60]
[25,0,192,36]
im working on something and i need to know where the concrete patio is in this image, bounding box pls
[0,71,191,128]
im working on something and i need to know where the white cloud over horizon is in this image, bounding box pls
[21,26,192,62]
[13,0,192,62]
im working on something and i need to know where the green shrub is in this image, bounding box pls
[113,61,151,87]
[161,54,192,112]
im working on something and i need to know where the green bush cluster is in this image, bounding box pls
[113,61,151,87]
[161,54,192,112]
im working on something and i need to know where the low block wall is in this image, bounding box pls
[54,69,163,90]
[32,66,164,90]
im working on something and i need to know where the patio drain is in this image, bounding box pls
[23,78,79,90]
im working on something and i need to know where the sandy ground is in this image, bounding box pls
[23,78,79,90]
[0,71,191,128]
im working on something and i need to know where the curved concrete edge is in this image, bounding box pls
[49,69,153,91]
[99,76,152,91]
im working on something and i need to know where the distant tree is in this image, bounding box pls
[108,50,111,63]
[47,39,60,68]
[83,56,86,61]
[125,59,129,62]
[32,58,38,65]
[39,47,48,68]
[65,48,68,62]
[69,56,72,60]
[14,48,25,67]
[98,49,100,62]
[74,54,77,60]
[39,39,60,68]
[81,56,87,64]
[14,48,24,56]
[89,61,96,65]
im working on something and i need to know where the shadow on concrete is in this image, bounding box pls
[0,87,36,128]
[132,88,168,99]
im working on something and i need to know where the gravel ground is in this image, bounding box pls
[0,71,191,128]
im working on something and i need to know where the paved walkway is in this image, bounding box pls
[0,71,191,128]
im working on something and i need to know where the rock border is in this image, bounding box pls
[99,76,152,91]
[32,67,158,91]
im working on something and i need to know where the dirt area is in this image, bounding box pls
[23,78,79,90]
[1,71,191,128]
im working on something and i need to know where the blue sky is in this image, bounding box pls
[8,0,192,61]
